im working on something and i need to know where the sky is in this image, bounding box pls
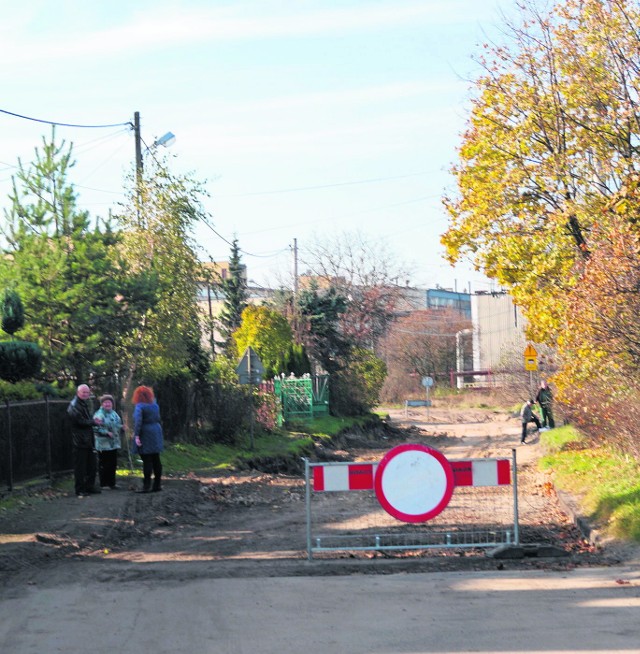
[0,0,516,294]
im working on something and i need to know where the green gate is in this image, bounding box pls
[273,375,329,421]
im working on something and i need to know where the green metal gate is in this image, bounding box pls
[273,375,329,421]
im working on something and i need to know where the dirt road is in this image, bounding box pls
[3,404,640,654]
[1,403,626,590]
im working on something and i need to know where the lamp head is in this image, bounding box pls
[153,132,176,149]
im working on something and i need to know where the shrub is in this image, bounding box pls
[0,379,43,401]
[1,289,24,336]
[330,347,387,416]
[254,389,281,431]
[0,340,42,382]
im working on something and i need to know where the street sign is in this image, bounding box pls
[524,344,538,371]
[421,376,434,388]
[235,347,265,384]
[374,444,454,522]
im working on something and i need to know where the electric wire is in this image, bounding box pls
[0,107,129,129]
[199,215,287,259]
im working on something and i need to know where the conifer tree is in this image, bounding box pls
[218,238,248,355]
[0,132,137,384]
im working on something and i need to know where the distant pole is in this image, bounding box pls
[248,347,255,450]
[134,111,143,184]
[293,237,299,297]
[529,370,534,399]
[133,111,143,223]
[207,283,215,355]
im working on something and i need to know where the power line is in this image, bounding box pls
[0,107,129,129]
[199,216,286,258]
[220,170,439,197]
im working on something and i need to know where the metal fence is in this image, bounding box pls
[0,399,74,491]
[303,449,519,560]
[273,375,329,421]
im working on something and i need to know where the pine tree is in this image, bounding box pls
[218,238,248,355]
[296,283,349,374]
[0,131,155,386]
[1,133,128,383]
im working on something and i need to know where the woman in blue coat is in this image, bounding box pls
[132,385,164,492]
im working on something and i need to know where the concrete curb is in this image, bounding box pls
[488,543,569,559]
[555,487,601,546]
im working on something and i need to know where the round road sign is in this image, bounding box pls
[374,444,454,523]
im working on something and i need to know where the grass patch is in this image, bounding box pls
[151,414,371,475]
[161,441,242,474]
[284,414,376,441]
[539,424,582,453]
[540,426,640,541]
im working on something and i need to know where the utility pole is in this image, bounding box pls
[133,111,143,184]
[292,237,299,297]
[291,237,299,340]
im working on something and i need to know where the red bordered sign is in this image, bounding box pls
[374,444,454,523]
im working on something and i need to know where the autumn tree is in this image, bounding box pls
[442,0,640,453]
[554,176,640,456]
[442,0,640,344]
[232,305,294,378]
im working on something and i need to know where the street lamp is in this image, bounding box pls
[132,110,175,184]
[153,131,176,149]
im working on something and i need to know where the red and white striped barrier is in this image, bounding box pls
[313,457,510,492]
[311,444,512,523]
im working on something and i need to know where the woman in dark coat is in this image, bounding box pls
[132,385,164,493]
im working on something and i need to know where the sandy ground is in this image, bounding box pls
[0,404,632,588]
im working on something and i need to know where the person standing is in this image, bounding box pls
[132,385,164,493]
[536,380,556,430]
[93,394,123,490]
[520,398,541,444]
[67,384,100,497]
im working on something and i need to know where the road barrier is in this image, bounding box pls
[303,445,519,560]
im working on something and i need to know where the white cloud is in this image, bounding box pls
[0,1,488,65]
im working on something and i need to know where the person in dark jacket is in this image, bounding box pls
[536,380,555,430]
[520,398,541,444]
[67,384,101,497]
[132,385,164,493]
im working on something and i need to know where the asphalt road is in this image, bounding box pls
[2,563,639,653]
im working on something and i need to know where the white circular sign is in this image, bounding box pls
[374,444,453,522]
